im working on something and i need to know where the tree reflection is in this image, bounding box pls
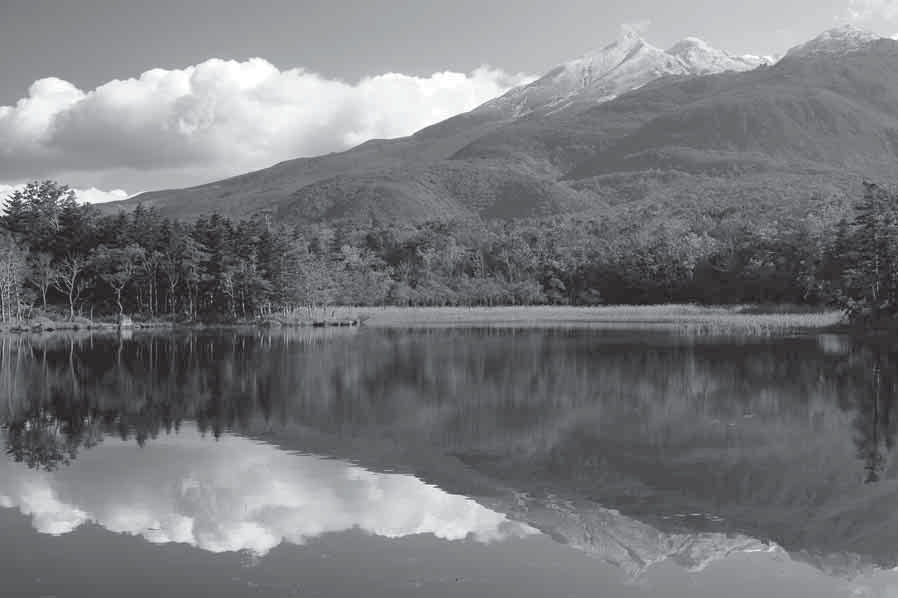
[6,413,79,471]
[6,328,898,572]
[0,328,897,486]
[850,347,898,484]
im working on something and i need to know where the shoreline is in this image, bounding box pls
[0,305,847,336]
[360,305,847,335]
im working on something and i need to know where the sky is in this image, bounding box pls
[2,0,897,202]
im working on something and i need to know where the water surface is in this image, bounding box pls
[2,328,898,597]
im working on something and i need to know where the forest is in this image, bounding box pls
[0,179,896,324]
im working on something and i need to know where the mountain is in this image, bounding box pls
[101,26,898,226]
[563,35,898,179]
[785,24,881,59]
[667,37,775,74]
[101,29,773,223]
[472,28,769,119]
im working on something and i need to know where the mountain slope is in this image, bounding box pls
[114,116,511,221]
[100,26,898,226]
[102,30,772,223]
[785,24,881,59]
[274,160,597,223]
[565,31,898,179]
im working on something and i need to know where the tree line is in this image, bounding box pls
[0,179,896,323]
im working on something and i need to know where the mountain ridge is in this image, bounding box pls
[473,28,770,119]
[100,26,898,225]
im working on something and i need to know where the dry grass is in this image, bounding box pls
[0,305,842,335]
[359,305,846,334]
[258,305,364,326]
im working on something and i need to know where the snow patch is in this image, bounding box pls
[785,25,882,59]
[480,30,771,119]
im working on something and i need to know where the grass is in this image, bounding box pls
[0,304,845,336]
[357,305,846,334]
[2,315,116,332]
[255,306,364,327]
[0,311,179,334]
[0,306,366,334]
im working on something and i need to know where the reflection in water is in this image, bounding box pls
[0,424,534,555]
[2,328,898,579]
[860,360,891,484]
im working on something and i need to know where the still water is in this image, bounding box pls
[1,327,898,597]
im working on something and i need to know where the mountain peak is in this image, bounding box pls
[666,36,769,74]
[594,25,650,58]
[617,24,648,44]
[785,25,881,58]
[474,28,768,118]
[667,36,714,53]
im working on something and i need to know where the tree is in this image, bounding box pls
[3,180,77,252]
[139,250,164,316]
[28,252,56,309]
[841,182,898,322]
[53,254,88,320]
[3,188,29,234]
[91,244,145,316]
[0,232,27,322]
[298,252,338,309]
[181,240,208,320]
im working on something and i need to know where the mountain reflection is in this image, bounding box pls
[2,328,898,574]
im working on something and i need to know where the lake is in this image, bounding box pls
[1,327,898,597]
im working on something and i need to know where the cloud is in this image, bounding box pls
[72,187,130,204]
[620,20,652,38]
[0,59,534,192]
[0,183,130,204]
[847,0,898,22]
[0,426,536,556]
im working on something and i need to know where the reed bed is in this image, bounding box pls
[258,305,364,326]
[359,305,846,334]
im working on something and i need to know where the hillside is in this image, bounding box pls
[100,26,898,226]
[274,160,598,222]
[111,115,511,221]
[101,29,775,223]
[566,39,898,179]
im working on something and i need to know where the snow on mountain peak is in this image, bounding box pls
[617,25,644,43]
[667,36,770,74]
[477,29,769,118]
[668,36,714,53]
[477,24,897,121]
[785,25,881,58]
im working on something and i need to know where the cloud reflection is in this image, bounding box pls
[0,426,535,555]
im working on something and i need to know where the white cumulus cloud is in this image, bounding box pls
[847,0,898,22]
[72,187,130,204]
[0,59,534,193]
[0,183,130,205]
[620,20,652,37]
